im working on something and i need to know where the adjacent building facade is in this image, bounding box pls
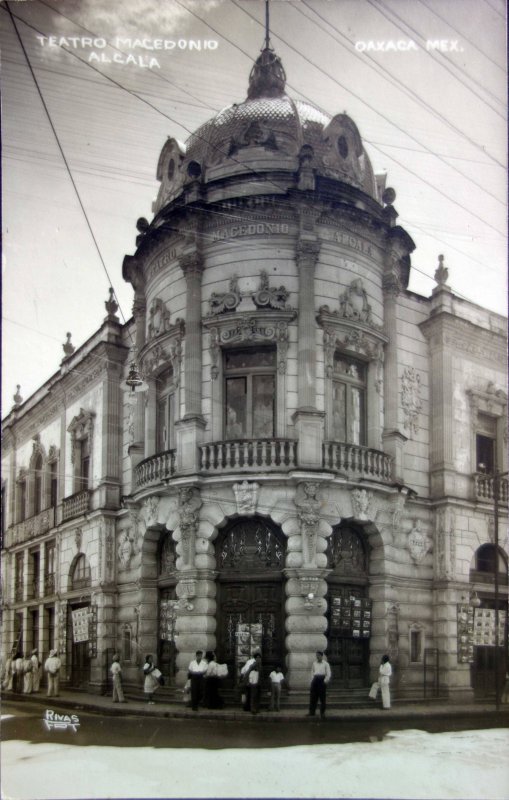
[2,46,507,701]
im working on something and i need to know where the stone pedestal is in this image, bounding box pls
[175,415,206,474]
[382,430,408,483]
[293,409,325,470]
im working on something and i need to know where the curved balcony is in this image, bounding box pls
[134,449,176,490]
[322,441,393,483]
[200,438,298,475]
[62,490,90,522]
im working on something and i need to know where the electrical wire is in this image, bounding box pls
[296,0,505,206]
[364,0,506,120]
[4,1,506,241]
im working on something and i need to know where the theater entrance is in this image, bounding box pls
[326,524,371,689]
[216,518,286,686]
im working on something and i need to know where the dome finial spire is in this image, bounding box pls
[247,0,286,100]
[265,0,270,50]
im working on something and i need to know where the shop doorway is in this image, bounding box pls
[68,601,91,688]
[326,524,371,689]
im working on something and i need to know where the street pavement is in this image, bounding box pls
[3,686,509,725]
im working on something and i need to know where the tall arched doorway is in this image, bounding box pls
[326,523,371,689]
[67,553,92,688]
[157,531,178,686]
[216,517,286,683]
[470,543,508,697]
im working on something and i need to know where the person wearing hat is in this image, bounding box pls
[110,653,127,703]
[44,649,61,697]
[307,651,331,718]
[31,649,41,693]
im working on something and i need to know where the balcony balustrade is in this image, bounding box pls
[473,473,508,504]
[323,441,393,482]
[200,438,298,474]
[8,506,55,547]
[134,449,176,490]
[62,490,91,522]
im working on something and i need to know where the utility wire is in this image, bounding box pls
[296,0,505,205]
[227,0,506,234]
[412,0,506,75]
[6,1,506,240]
[482,0,506,20]
[365,0,506,121]
[5,3,130,334]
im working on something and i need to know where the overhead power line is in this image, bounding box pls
[365,0,506,122]
[294,0,505,206]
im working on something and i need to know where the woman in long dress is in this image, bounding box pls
[379,654,392,709]
[143,654,159,704]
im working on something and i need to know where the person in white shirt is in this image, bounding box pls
[247,653,262,714]
[44,650,61,697]
[111,654,127,703]
[307,651,331,717]
[22,653,33,694]
[269,665,285,711]
[188,650,208,711]
[379,654,392,709]
[240,651,261,711]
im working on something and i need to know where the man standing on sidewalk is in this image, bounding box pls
[307,651,331,718]
[188,650,208,711]
[45,650,61,697]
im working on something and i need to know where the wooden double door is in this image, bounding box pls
[217,579,285,686]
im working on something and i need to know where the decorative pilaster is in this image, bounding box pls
[180,252,204,420]
[382,239,406,482]
[295,239,320,410]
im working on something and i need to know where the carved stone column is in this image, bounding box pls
[172,488,217,685]
[294,239,324,468]
[285,482,330,689]
[176,253,206,474]
[382,241,407,482]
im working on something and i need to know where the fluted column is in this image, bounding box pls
[180,253,204,419]
[382,244,407,482]
[176,253,206,473]
[293,240,324,468]
[296,239,320,409]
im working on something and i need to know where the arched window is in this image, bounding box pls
[71,554,91,590]
[156,367,175,453]
[332,353,367,445]
[475,544,507,575]
[33,453,43,516]
[224,347,276,440]
[326,524,368,577]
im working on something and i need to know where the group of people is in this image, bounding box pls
[2,649,61,697]
[240,652,286,714]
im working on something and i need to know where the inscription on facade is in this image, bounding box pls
[323,230,374,257]
[212,223,289,242]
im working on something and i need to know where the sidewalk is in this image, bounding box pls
[4,687,509,724]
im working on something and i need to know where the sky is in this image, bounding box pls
[2,723,509,799]
[1,0,507,414]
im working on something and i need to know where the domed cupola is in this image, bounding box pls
[153,41,379,215]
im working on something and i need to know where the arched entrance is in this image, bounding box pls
[216,517,286,684]
[157,531,178,686]
[67,553,91,688]
[326,523,371,689]
[470,543,508,697]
